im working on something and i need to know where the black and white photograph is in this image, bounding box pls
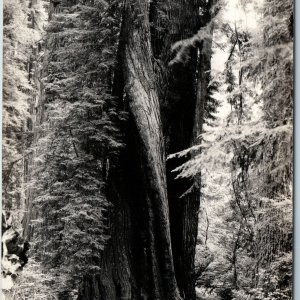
[1,0,293,299]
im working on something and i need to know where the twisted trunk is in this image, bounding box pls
[121,2,181,299]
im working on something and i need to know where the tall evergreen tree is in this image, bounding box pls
[3,0,35,219]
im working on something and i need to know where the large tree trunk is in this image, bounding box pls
[88,1,182,299]
[80,2,215,299]
[121,1,181,299]
[24,1,214,299]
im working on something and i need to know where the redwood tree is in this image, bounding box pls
[17,0,216,299]
[82,0,216,299]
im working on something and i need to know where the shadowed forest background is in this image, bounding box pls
[2,0,293,299]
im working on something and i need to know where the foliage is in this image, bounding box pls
[170,1,293,299]
[2,0,40,213]
[29,0,125,295]
[4,258,58,300]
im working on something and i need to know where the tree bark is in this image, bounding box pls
[89,1,215,299]
[160,3,214,298]
[121,1,181,299]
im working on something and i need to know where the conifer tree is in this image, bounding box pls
[29,1,125,296]
[3,0,34,217]
[173,1,293,299]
